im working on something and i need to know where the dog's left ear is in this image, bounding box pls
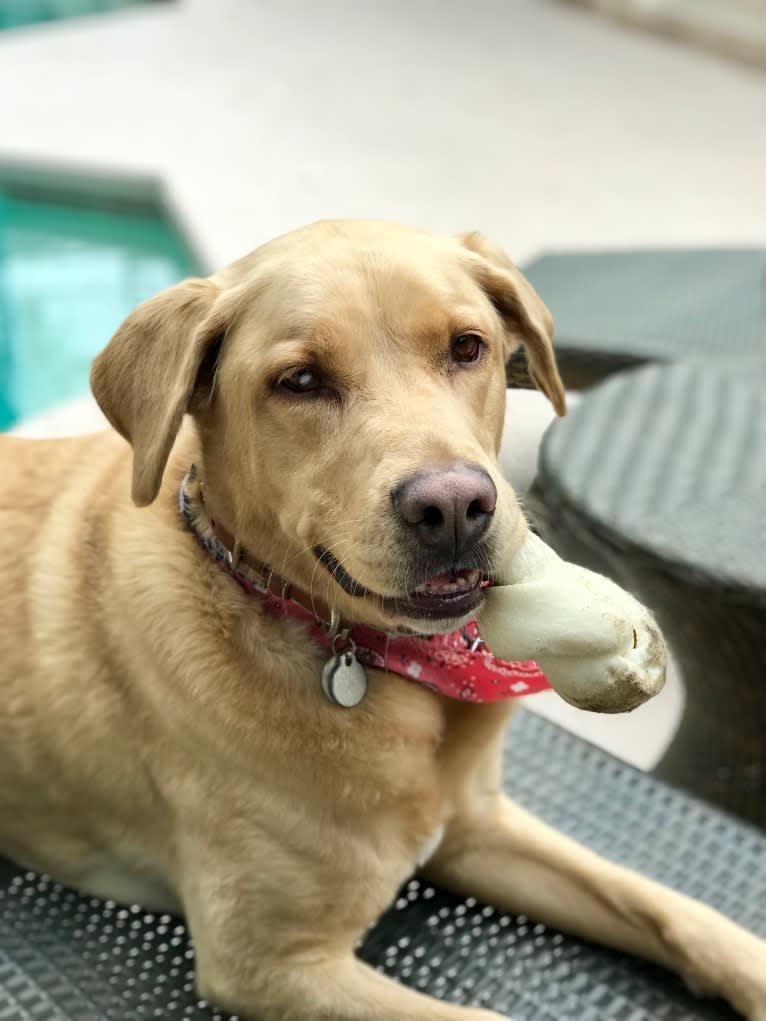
[457,231,566,416]
[91,278,233,507]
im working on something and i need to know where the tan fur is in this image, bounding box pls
[1,221,764,1021]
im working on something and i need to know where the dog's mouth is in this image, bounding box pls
[313,546,488,621]
[402,567,488,619]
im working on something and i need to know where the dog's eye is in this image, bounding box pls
[278,367,324,395]
[450,333,484,365]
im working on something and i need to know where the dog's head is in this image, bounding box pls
[92,221,564,633]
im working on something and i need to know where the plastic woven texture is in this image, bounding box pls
[538,356,766,596]
[2,711,765,1020]
[523,248,766,364]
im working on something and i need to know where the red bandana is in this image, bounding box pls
[180,470,551,704]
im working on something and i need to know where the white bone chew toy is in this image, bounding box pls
[479,530,667,713]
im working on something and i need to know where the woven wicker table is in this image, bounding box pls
[519,248,766,389]
[2,711,765,1021]
[533,355,766,826]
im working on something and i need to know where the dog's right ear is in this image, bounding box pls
[91,277,225,508]
[456,231,566,416]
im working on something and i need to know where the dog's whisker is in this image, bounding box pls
[328,545,363,590]
[308,539,361,619]
[278,519,369,569]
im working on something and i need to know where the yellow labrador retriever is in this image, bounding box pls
[1,221,764,1020]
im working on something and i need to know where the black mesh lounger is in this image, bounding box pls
[2,710,764,1020]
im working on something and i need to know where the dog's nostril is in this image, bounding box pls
[466,499,487,520]
[422,505,444,529]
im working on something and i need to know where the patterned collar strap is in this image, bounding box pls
[179,466,551,704]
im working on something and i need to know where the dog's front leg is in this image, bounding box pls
[194,951,507,1021]
[177,834,505,1021]
[424,795,766,1020]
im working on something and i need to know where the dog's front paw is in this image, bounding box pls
[727,935,766,1021]
[736,984,766,1021]
[736,971,766,1021]
[687,930,766,1021]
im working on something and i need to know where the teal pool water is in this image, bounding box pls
[0,0,159,30]
[0,189,199,431]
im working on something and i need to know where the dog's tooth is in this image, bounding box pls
[413,569,482,597]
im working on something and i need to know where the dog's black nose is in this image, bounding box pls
[392,463,497,558]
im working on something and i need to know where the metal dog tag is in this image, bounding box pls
[321,650,368,708]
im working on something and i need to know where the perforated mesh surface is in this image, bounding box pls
[2,711,765,1020]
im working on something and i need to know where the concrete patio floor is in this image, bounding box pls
[1,0,764,269]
